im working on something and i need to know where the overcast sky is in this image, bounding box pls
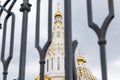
[0,0,120,80]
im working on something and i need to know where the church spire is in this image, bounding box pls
[76,49,86,65]
[54,3,62,21]
[57,2,60,11]
[76,50,96,80]
[45,3,65,79]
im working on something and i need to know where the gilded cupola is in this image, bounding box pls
[54,3,62,21]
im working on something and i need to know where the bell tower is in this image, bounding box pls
[35,3,96,80]
[45,3,65,80]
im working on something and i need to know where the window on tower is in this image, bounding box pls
[57,31,60,37]
[51,58,53,70]
[57,57,60,70]
[47,59,49,72]
[57,43,60,52]
[58,47,60,52]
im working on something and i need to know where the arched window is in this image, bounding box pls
[58,26,60,29]
[58,47,60,52]
[47,59,49,72]
[57,43,60,52]
[57,31,60,37]
[57,57,60,70]
[51,58,53,70]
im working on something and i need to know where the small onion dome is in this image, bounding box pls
[54,11,62,18]
[76,56,86,63]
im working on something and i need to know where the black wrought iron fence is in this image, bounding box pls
[0,0,16,80]
[0,0,114,80]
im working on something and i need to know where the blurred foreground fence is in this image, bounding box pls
[0,0,114,80]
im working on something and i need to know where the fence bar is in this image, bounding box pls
[72,40,78,80]
[86,0,114,80]
[18,0,31,80]
[35,0,52,80]
[64,0,73,80]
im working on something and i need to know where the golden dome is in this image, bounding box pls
[54,11,62,17]
[76,56,86,63]
[54,3,62,18]
[35,75,51,80]
[77,66,96,80]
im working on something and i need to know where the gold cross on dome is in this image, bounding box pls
[57,2,60,10]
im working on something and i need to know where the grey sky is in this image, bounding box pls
[0,0,120,80]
